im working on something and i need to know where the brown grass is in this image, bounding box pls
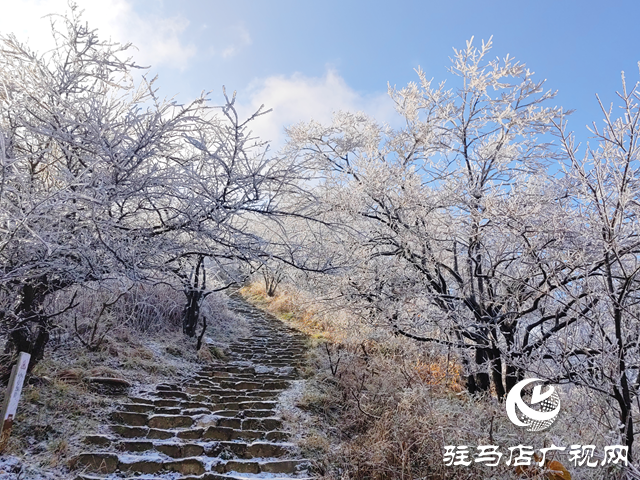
[239,280,621,480]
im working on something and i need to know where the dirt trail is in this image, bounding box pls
[73,297,312,480]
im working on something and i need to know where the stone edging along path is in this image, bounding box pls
[72,297,313,480]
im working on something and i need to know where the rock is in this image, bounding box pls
[243,409,276,418]
[148,415,194,429]
[116,440,153,452]
[223,460,260,474]
[263,380,290,390]
[110,411,147,426]
[155,390,189,400]
[71,453,118,473]
[183,443,205,457]
[156,443,182,458]
[110,425,148,438]
[182,407,211,415]
[177,428,205,439]
[260,459,305,474]
[232,429,264,441]
[208,441,247,458]
[118,457,163,474]
[242,418,282,431]
[147,428,174,439]
[203,426,233,441]
[157,383,180,391]
[247,442,291,458]
[165,458,205,475]
[218,418,241,429]
[120,403,154,413]
[127,396,154,405]
[265,430,290,441]
[82,435,112,447]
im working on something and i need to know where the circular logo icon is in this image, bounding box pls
[505,378,560,432]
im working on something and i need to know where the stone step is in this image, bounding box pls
[148,414,194,429]
[156,407,183,415]
[73,452,307,476]
[148,428,175,439]
[201,426,289,442]
[110,438,295,460]
[212,409,239,417]
[157,383,182,391]
[116,440,154,452]
[209,440,295,459]
[183,407,213,415]
[119,402,155,413]
[242,417,283,431]
[109,425,177,440]
[242,409,276,418]
[127,396,155,405]
[155,399,182,407]
[154,390,190,400]
[184,475,314,480]
[177,427,205,439]
[111,425,149,438]
[156,442,205,458]
[83,435,113,447]
[238,401,277,409]
[214,458,309,475]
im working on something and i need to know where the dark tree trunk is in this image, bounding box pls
[616,393,634,461]
[488,346,506,401]
[182,288,203,337]
[505,363,522,392]
[181,255,208,339]
[466,371,478,394]
[5,282,51,374]
[9,325,49,370]
[474,347,491,393]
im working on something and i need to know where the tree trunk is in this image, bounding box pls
[474,347,491,393]
[466,371,479,394]
[617,394,634,462]
[488,347,506,401]
[182,288,203,337]
[505,363,522,392]
[5,282,51,374]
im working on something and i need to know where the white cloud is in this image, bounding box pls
[0,0,196,69]
[239,68,399,152]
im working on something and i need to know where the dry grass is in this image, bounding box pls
[239,282,351,342]
[240,280,629,480]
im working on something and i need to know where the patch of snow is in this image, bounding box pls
[117,452,164,463]
[194,413,221,427]
[0,455,59,480]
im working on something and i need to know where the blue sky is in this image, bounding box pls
[3,0,640,149]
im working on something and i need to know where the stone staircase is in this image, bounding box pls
[72,297,313,480]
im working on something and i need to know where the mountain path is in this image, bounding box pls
[72,297,313,480]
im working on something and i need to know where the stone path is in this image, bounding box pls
[73,297,312,480]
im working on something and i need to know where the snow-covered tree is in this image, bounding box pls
[0,8,302,368]
[285,38,585,398]
[544,69,640,456]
